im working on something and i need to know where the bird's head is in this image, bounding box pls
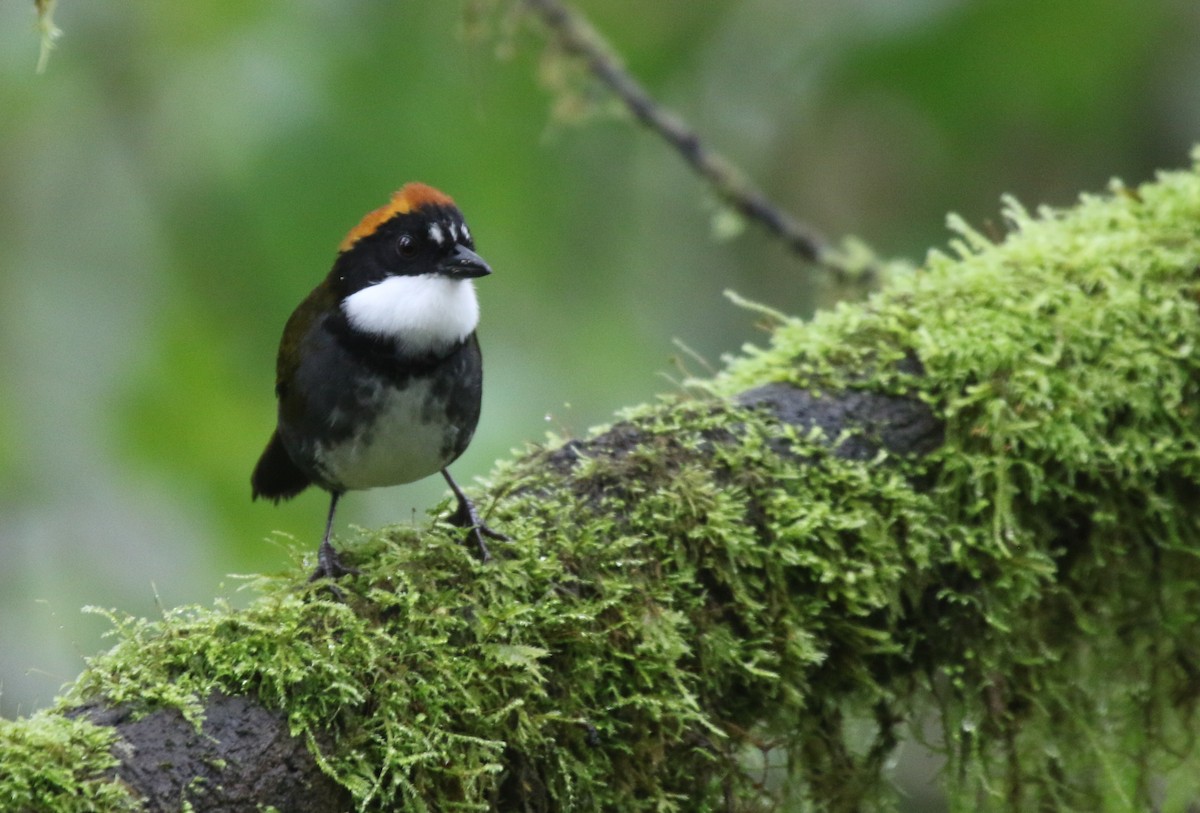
[330,183,492,352]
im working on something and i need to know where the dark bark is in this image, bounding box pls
[73,693,352,813]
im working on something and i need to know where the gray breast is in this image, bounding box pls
[311,376,466,490]
[279,317,482,492]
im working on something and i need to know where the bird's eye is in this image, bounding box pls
[395,234,417,257]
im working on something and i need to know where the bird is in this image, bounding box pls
[251,182,506,581]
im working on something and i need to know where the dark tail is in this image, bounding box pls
[251,430,311,503]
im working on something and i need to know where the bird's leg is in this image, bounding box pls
[309,491,359,582]
[442,469,508,562]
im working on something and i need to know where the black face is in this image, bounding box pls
[329,204,478,298]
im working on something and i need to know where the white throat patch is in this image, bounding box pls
[341,274,480,354]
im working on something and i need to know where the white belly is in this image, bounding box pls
[313,378,461,491]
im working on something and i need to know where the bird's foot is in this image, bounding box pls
[441,469,508,562]
[308,536,360,584]
[446,491,509,563]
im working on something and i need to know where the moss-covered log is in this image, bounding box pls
[4,156,1200,812]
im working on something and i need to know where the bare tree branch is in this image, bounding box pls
[522,0,875,282]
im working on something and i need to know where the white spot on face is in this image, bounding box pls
[341,273,480,354]
[428,223,445,245]
[461,223,472,244]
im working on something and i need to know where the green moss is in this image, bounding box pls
[20,153,1200,811]
[715,154,1200,809]
[0,711,138,812]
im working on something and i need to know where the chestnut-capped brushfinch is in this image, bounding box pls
[251,183,505,580]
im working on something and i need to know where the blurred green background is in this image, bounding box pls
[0,0,1195,753]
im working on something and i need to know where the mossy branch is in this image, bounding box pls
[5,158,1200,811]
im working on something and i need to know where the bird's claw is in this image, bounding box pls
[308,537,360,584]
[449,506,509,562]
[443,474,508,561]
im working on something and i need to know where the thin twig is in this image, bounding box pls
[34,0,62,73]
[523,0,869,281]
